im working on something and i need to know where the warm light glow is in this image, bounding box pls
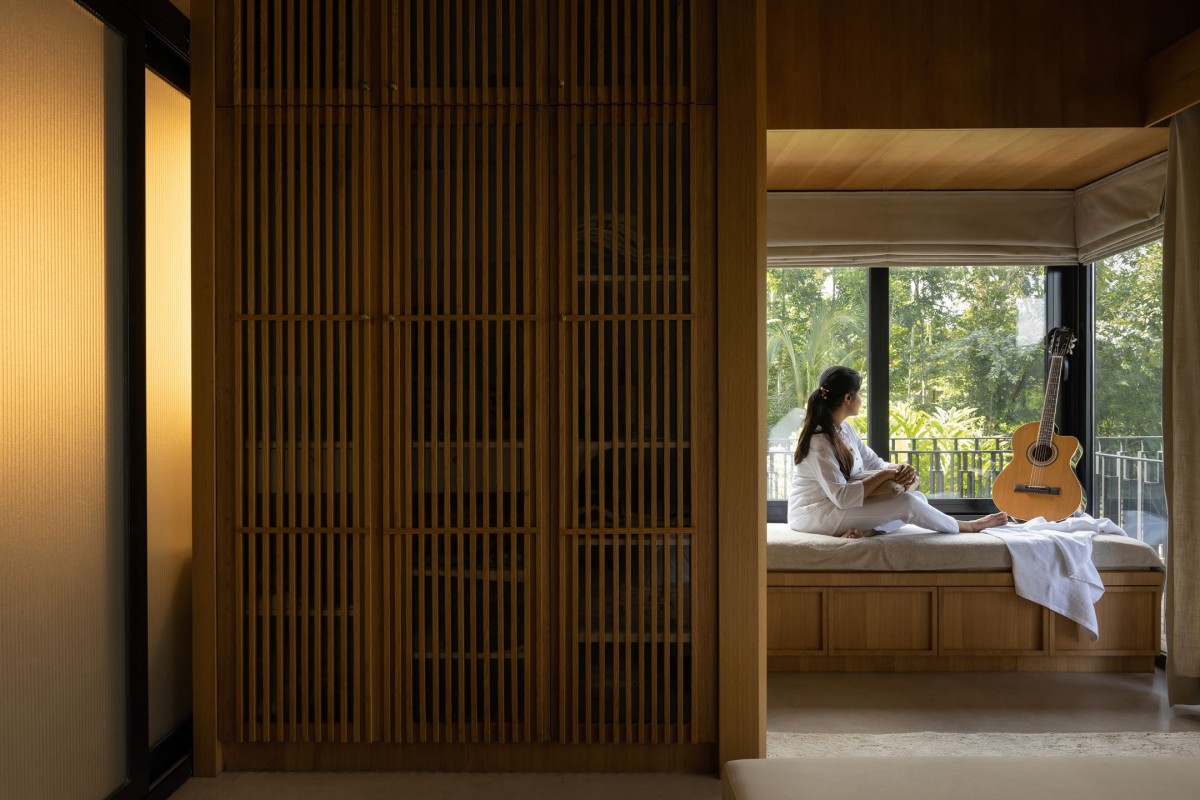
[0,1,128,796]
[145,68,193,745]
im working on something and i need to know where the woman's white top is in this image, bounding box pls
[787,421,892,535]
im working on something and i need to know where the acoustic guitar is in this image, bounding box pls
[991,327,1086,522]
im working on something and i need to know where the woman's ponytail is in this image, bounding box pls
[792,365,862,478]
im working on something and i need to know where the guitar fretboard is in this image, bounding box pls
[1037,354,1063,452]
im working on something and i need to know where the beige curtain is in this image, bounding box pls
[1164,105,1200,705]
[766,155,1166,267]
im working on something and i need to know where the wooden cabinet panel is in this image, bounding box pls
[380,106,546,534]
[767,588,824,654]
[1054,587,1161,654]
[555,0,714,104]
[231,531,372,743]
[218,0,376,107]
[230,105,374,318]
[383,0,546,105]
[209,0,717,768]
[559,532,695,744]
[828,588,935,655]
[383,531,538,743]
[940,587,1046,655]
[556,104,714,745]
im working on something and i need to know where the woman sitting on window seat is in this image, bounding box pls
[789,365,1009,539]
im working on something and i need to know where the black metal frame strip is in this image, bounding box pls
[866,267,890,458]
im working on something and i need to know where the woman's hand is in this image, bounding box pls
[893,464,918,488]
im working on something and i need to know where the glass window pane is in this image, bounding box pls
[888,266,1046,501]
[146,68,192,747]
[1094,243,1165,558]
[0,2,127,797]
[766,267,867,500]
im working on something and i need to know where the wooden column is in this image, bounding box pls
[191,0,221,777]
[716,0,767,765]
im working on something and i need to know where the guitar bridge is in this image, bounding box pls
[1014,483,1061,495]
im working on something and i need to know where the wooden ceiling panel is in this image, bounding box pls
[765,129,1168,190]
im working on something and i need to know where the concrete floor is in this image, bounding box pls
[172,670,1200,799]
[768,670,1200,734]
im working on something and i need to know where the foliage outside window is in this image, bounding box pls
[766,268,866,500]
[888,266,1046,501]
[1094,242,1165,557]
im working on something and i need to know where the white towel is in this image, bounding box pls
[984,514,1125,641]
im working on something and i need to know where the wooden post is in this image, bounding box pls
[716,0,767,766]
[191,0,222,777]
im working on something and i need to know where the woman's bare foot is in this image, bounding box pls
[958,512,1009,533]
[839,528,881,539]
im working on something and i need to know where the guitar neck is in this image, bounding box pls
[1038,354,1063,445]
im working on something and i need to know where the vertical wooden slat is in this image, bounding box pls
[300,533,310,740]
[649,0,658,102]
[417,533,428,742]
[443,534,455,741]
[234,530,245,740]
[246,533,255,741]
[582,0,592,105]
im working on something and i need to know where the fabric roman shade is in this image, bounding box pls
[768,153,1167,267]
[1075,153,1167,263]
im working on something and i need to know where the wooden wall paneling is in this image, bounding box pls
[1145,25,1200,125]
[555,0,713,105]
[226,104,375,745]
[219,0,376,107]
[557,104,712,746]
[381,105,544,745]
[764,0,1200,129]
[384,0,546,105]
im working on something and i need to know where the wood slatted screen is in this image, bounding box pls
[556,104,714,744]
[226,105,375,743]
[380,105,548,743]
[384,0,544,105]
[556,0,713,105]
[221,0,374,106]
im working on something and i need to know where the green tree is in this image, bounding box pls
[1095,242,1163,440]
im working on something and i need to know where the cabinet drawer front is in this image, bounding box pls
[768,588,824,654]
[828,588,935,655]
[1055,588,1160,654]
[940,587,1046,654]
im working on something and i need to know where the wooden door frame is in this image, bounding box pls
[715,0,768,766]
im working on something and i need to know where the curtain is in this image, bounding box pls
[767,155,1167,267]
[1164,105,1200,706]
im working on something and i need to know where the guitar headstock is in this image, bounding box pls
[1047,326,1077,357]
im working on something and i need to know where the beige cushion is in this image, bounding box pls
[724,757,1200,800]
[767,523,1165,573]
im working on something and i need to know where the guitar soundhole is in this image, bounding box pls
[1027,442,1057,466]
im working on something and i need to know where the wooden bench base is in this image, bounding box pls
[767,570,1162,672]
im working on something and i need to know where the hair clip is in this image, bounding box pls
[817,385,829,399]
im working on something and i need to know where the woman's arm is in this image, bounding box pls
[805,436,869,510]
[859,466,906,496]
[845,423,918,488]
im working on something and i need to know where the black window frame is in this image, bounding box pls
[767,263,1095,523]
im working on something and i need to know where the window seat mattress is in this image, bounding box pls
[766,522,1165,573]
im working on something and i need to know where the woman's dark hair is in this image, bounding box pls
[793,365,862,477]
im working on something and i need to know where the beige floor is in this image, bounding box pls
[173,670,1200,799]
[768,669,1200,734]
